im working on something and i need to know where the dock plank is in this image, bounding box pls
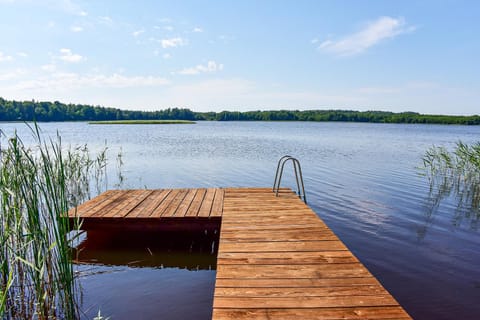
[214,286,389,298]
[211,189,225,217]
[68,190,119,217]
[173,189,197,217]
[219,240,348,252]
[217,251,359,264]
[212,307,410,320]
[185,188,207,217]
[81,190,131,218]
[160,189,188,217]
[216,263,371,279]
[198,188,216,217]
[214,278,380,288]
[149,189,181,218]
[126,189,170,218]
[102,189,153,218]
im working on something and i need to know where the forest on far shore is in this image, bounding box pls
[1,97,479,125]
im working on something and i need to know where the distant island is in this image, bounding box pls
[1,97,479,125]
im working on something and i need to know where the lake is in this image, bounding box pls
[1,121,479,319]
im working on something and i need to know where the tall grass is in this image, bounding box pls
[0,125,110,319]
[422,141,480,227]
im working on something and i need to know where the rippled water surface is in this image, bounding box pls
[2,121,480,319]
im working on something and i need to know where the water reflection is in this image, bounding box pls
[74,230,219,270]
[73,230,218,319]
[418,148,480,240]
[417,177,479,240]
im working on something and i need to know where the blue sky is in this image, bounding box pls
[0,0,479,114]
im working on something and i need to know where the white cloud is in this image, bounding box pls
[8,72,170,91]
[311,38,319,44]
[318,16,415,56]
[161,37,187,48]
[132,29,145,37]
[0,0,87,15]
[0,69,27,81]
[58,48,84,63]
[57,0,87,16]
[17,52,28,57]
[193,27,203,33]
[70,26,83,32]
[0,52,13,62]
[163,26,174,31]
[177,61,224,75]
[99,16,113,27]
[41,64,57,72]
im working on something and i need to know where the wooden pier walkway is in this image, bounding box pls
[69,187,411,319]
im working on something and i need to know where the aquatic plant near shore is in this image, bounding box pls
[0,125,111,319]
[421,141,480,228]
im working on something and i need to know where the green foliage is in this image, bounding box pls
[0,125,111,319]
[0,97,196,122]
[1,97,479,124]
[422,141,480,227]
[198,109,480,124]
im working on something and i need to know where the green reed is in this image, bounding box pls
[0,124,111,319]
[422,141,480,225]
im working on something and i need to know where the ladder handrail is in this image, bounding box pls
[273,156,306,203]
[273,155,292,192]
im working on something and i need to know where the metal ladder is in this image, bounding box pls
[273,155,306,203]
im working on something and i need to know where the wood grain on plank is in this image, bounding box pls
[81,190,130,218]
[216,263,371,279]
[197,188,216,217]
[102,189,153,218]
[212,307,410,320]
[68,190,119,217]
[214,278,381,288]
[173,189,197,217]
[217,251,358,264]
[211,189,225,217]
[219,240,348,252]
[185,188,207,217]
[214,286,389,298]
[150,189,180,218]
[160,189,188,217]
[125,189,170,218]
[213,295,399,308]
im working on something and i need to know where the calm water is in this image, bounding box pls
[2,121,480,319]
[74,230,218,320]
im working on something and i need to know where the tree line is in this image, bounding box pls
[1,97,479,125]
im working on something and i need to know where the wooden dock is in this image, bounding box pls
[69,187,411,319]
[69,188,224,231]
